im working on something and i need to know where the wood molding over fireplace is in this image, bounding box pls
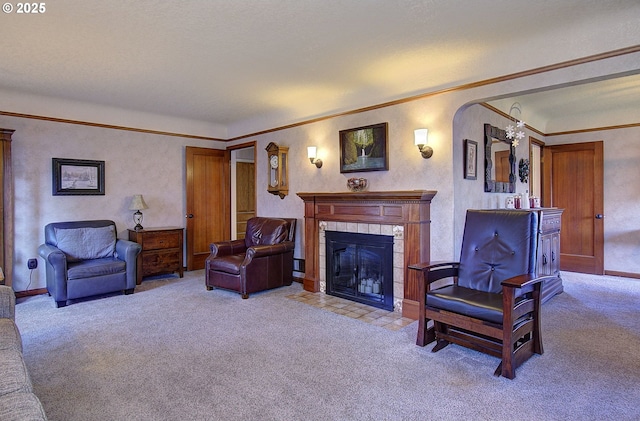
[296,190,437,319]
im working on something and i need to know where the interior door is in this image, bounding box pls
[185,147,230,270]
[543,141,604,274]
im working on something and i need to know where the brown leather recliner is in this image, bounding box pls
[205,217,296,298]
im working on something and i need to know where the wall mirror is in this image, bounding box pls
[484,123,515,193]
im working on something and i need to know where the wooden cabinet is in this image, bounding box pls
[128,227,184,285]
[528,208,564,303]
[0,129,13,287]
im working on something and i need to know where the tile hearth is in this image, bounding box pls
[286,290,414,331]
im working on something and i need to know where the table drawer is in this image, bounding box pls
[141,250,181,275]
[142,231,181,251]
[540,215,561,233]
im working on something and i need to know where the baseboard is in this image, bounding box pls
[15,288,48,298]
[604,270,640,280]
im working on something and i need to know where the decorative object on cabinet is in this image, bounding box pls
[128,227,184,285]
[505,102,526,147]
[339,122,388,173]
[414,128,433,159]
[409,209,556,379]
[128,194,149,231]
[265,142,289,199]
[464,139,477,180]
[346,177,368,192]
[484,123,515,193]
[307,146,323,168]
[52,158,105,196]
[519,158,530,183]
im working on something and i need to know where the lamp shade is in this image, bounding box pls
[128,194,148,211]
[414,129,428,146]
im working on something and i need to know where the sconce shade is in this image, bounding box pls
[307,146,323,168]
[128,194,148,211]
[414,129,433,159]
[414,129,428,146]
[307,146,317,159]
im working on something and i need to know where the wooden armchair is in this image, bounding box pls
[409,210,557,379]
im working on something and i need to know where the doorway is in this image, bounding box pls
[230,145,256,240]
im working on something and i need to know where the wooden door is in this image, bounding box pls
[235,162,255,240]
[543,141,604,274]
[185,147,230,270]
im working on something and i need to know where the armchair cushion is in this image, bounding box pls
[54,225,116,262]
[66,258,126,280]
[427,285,503,324]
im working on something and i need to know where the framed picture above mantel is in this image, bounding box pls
[52,158,105,196]
[339,122,389,173]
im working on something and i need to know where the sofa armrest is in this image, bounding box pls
[0,285,15,320]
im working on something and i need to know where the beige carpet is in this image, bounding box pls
[14,270,640,421]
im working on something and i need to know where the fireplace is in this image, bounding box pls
[297,190,437,319]
[325,231,394,310]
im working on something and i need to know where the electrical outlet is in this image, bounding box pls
[27,258,38,270]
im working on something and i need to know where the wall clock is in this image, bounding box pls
[265,142,289,199]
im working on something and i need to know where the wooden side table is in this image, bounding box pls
[128,227,184,285]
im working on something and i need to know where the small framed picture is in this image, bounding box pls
[52,158,105,196]
[464,139,478,180]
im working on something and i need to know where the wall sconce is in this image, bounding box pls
[307,146,323,168]
[128,194,148,231]
[414,129,433,159]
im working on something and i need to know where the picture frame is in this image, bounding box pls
[464,139,478,180]
[52,158,105,196]
[339,122,389,173]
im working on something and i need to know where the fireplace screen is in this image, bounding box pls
[325,231,394,311]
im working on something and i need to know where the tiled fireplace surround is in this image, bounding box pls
[297,191,437,320]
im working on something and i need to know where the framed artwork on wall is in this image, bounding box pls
[52,158,105,196]
[339,122,389,173]
[464,139,478,180]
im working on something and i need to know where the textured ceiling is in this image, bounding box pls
[1,0,639,137]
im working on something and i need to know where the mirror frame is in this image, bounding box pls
[484,123,515,193]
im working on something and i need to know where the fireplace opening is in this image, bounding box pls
[325,231,394,311]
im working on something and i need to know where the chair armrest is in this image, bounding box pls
[210,239,247,258]
[409,261,460,285]
[408,260,460,271]
[501,274,558,289]
[115,239,142,263]
[38,243,67,268]
[0,285,15,320]
[245,241,294,260]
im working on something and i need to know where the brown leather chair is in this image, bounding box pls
[409,210,557,379]
[205,217,296,298]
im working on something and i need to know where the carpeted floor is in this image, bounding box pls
[14,270,640,421]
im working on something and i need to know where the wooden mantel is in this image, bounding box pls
[296,190,437,319]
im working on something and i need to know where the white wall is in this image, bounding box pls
[2,115,225,291]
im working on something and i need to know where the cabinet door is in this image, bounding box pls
[538,234,553,276]
[550,232,561,275]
